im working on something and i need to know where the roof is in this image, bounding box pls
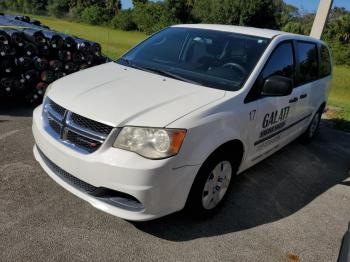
[172,24,292,39]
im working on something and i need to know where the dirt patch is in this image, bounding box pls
[287,253,300,262]
[323,106,341,119]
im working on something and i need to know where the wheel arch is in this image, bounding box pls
[197,139,245,177]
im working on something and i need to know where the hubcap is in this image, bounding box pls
[202,160,232,210]
[309,112,320,137]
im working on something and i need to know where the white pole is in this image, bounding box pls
[310,0,334,39]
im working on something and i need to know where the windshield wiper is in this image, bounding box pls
[118,58,203,86]
[139,65,204,86]
[117,58,143,70]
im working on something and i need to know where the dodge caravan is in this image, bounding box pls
[32,25,332,221]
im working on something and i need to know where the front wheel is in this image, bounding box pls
[185,153,235,218]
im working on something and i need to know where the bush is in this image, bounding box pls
[329,41,350,66]
[81,5,110,25]
[132,2,177,34]
[192,0,279,29]
[323,13,350,66]
[1,0,48,15]
[282,22,304,34]
[48,0,70,18]
[68,6,85,21]
[111,10,137,31]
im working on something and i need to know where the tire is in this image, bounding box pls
[185,150,237,218]
[300,109,322,143]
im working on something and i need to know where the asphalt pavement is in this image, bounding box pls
[0,104,350,262]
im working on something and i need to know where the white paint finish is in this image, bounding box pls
[33,26,332,220]
[48,62,225,128]
[32,107,201,220]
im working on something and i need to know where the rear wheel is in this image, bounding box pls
[185,151,236,218]
[301,109,322,143]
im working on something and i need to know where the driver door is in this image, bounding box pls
[246,41,300,163]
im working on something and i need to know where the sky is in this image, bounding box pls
[284,0,350,12]
[121,0,350,11]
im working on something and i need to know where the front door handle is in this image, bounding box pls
[300,93,308,99]
[289,97,298,103]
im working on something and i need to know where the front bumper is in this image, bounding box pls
[32,105,200,221]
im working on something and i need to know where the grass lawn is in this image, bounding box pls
[327,66,350,131]
[7,14,350,130]
[28,15,147,59]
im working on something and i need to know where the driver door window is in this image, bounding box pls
[246,42,295,102]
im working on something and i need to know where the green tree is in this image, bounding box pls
[282,21,303,34]
[0,0,24,11]
[192,0,240,24]
[24,0,48,14]
[192,0,279,28]
[0,0,47,14]
[325,13,350,42]
[81,5,110,25]
[274,0,299,28]
[132,0,148,6]
[111,10,136,30]
[106,0,122,15]
[329,7,348,22]
[239,0,279,29]
[165,0,194,23]
[133,2,176,34]
[282,12,314,35]
[324,13,350,65]
[47,0,70,17]
[70,0,105,8]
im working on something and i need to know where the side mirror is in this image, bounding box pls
[261,75,293,97]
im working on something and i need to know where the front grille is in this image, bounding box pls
[70,113,113,137]
[66,130,102,153]
[38,147,98,193]
[50,99,66,117]
[43,98,114,153]
[48,118,61,135]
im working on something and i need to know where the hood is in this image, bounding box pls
[48,62,225,127]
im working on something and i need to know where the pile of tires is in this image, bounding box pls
[0,14,109,104]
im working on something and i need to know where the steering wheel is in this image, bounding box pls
[223,62,247,76]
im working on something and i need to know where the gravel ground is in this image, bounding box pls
[0,104,350,262]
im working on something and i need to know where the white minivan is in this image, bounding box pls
[32,25,332,221]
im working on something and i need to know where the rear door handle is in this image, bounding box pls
[289,97,298,103]
[300,93,308,99]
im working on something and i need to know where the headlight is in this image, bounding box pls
[113,127,186,159]
[44,83,53,98]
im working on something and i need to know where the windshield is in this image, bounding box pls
[116,27,270,91]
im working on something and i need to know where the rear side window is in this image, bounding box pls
[320,45,331,77]
[245,42,294,102]
[296,42,319,85]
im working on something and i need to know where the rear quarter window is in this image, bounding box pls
[296,42,319,85]
[320,45,332,77]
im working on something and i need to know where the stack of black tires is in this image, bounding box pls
[0,14,109,104]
